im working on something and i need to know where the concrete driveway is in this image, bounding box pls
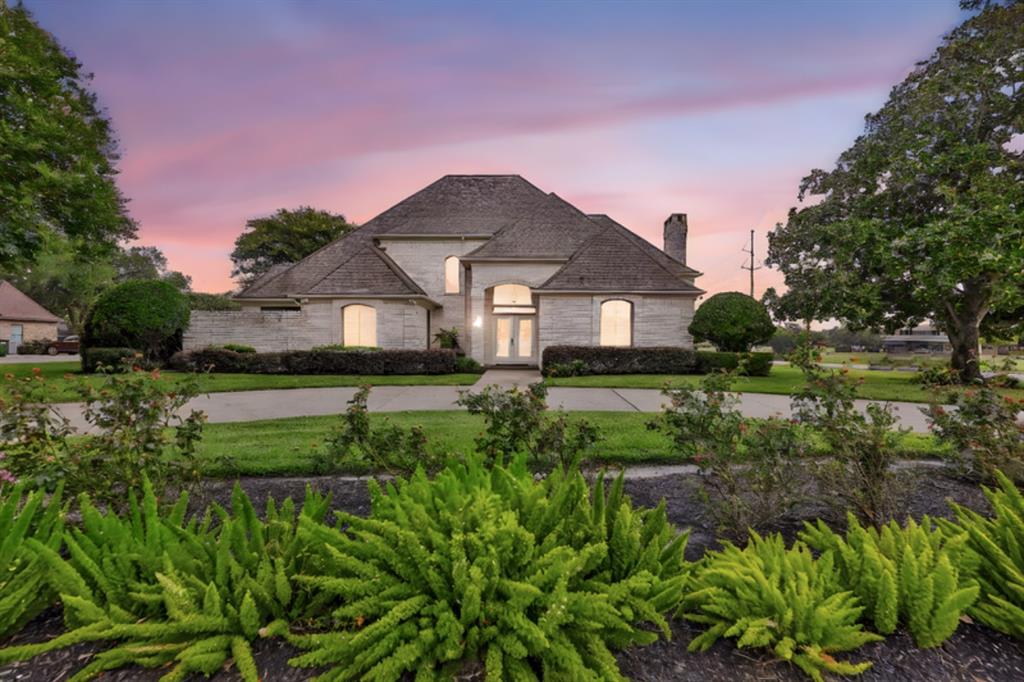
[0,353,80,364]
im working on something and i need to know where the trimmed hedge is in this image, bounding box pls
[81,347,139,373]
[542,346,698,375]
[541,346,773,377]
[168,347,458,375]
[696,350,774,377]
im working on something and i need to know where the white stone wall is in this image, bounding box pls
[376,237,487,347]
[537,293,696,365]
[184,299,428,352]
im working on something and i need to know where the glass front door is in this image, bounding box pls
[494,315,535,364]
[9,325,22,355]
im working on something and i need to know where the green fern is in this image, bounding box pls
[0,479,329,682]
[682,532,880,682]
[801,513,979,647]
[0,482,65,639]
[289,456,689,681]
[939,470,1024,638]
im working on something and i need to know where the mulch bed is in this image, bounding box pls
[2,469,1022,682]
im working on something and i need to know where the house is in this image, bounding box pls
[186,175,704,367]
[0,280,61,354]
[882,324,952,354]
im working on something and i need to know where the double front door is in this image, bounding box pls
[494,315,535,364]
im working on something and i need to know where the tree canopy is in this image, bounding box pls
[0,2,135,269]
[231,207,354,285]
[767,0,1024,380]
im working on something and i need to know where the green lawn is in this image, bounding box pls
[546,364,1024,403]
[819,351,1024,371]
[197,410,946,477]
[0,361,481,402]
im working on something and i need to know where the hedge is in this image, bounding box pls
[696,351,774,377]
[168,347,458,375]
[83,280,190,362]
[541,346,773,377]
[82,347,140,374]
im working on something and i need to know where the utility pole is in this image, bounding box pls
[741,229,762,298]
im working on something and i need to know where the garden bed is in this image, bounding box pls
[3,468,1022,682]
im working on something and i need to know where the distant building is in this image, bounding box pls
[882,324,951,354]
[0,281,61,354]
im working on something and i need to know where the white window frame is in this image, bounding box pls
[444,256,461,295]
[599,299,633,347]
[342,304,378,347]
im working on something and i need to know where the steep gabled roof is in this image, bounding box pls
[462,193,604,260]
[537,216,704,293]
[0,280,61,323]
[372,175,551,236]
[236,175,703,299]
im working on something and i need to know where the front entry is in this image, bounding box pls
[493,315,535,365]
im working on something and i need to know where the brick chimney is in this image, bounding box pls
[663,213,687,265]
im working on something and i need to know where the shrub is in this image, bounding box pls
[649,372,805,539]
[15,338,53,355]
[219,343,256,354]
[939,470,1024,638]
[0,361,205,510]
[696,350,773,376]
[315,386,444,476]
[682,532,880,681]
[925,385,1024,482]
[187,292,241,311]
[544,359,591,378]
[0,482,65,640]
[288,456,689,680]
[801,514,979,647]
[454,355,483,373]
[790,351,903,527]
[83,280,190,363]
[457,382,599,468]
[432,327,460,350]
[542,346,697,376]
[80,347,139,373]
[168,347,457,375]
[689,292,775,352]
[0,480,329,682]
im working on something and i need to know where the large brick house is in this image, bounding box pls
[0,280,60,354]
[188,175,703,367]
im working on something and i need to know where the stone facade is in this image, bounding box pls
[537,293,695,361]
[0,320,59,353]
[184,300,428,353]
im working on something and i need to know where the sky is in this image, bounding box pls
[25,0,965,295]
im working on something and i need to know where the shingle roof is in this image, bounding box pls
[0,281,61,323]
[236,175,702,299]
[462,193,604,260]
[537,215,704,293]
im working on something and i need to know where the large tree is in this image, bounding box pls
[231,207,354,285]
[0,2,136,268]
[767,0,1024,381]
[112,245,191,290]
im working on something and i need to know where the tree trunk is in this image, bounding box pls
[944,279,991,384]
[947,319,982,383]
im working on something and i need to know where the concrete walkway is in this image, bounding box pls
[53,368,946,433]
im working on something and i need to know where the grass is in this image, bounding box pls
[0,361,481,402]
[196,410,948,477]
[546,365,1024,403]
[820,351,1024,371]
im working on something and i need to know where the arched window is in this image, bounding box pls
[600,300,632,347]
[493,284,532,306]
[342,304,377,347]
[444,256,461,294]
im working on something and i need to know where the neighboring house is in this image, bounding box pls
[882,324,952,354]
[0,280,61,354]
[187,175,704,367]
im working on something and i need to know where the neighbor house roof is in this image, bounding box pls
[0,281,61,323]
[236,174,702,299]
[537,216,704,293]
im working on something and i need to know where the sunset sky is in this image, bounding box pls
[27,0,964,295]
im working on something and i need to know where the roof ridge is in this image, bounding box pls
[536,216,616,288]
[372,246,427,295]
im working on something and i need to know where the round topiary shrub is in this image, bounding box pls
[689,291,775,352]
[83,280,190,364]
